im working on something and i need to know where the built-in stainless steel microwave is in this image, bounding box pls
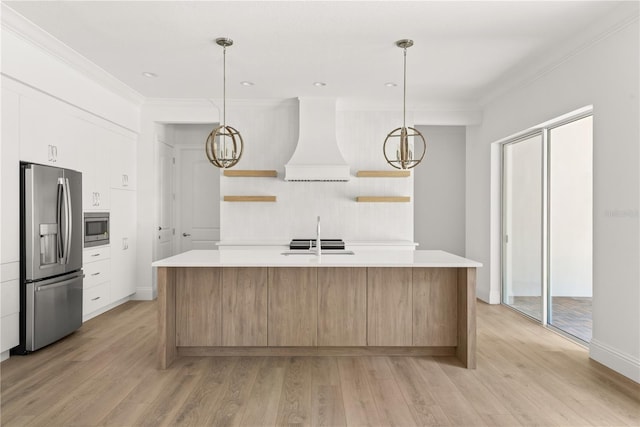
[84,212,109,247]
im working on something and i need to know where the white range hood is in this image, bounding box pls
[284,97,350,182]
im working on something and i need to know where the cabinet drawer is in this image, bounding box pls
[83,282,109,315]
[84,246,111,264]
[1,313,19,352]
[84,260,110,288]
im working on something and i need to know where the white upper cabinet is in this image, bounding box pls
[1,88,21,264]
[19,94,82,171]
[79,119,110,211]
[110,133,136,190]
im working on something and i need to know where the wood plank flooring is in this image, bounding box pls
[1,300,638,426]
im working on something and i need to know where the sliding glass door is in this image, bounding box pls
[548,116,593,341]
[502,133,544,321]
[502,114,593,342]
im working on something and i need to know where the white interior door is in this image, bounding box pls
[157,140,174,260]
[177,147,220,252]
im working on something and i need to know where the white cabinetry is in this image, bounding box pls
[0,263,20,354]
[1,88,20,265]
[110,189,137,302]
[83,247,111,320]
[19,94,82,170]
[110,134,136,190]
[80,119,110,211]
[1,88,21,356]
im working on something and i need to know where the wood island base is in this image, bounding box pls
[157,265,477,370]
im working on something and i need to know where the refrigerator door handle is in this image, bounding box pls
[56,178,65,263]
[35,275,82,292]
[63,178,72,265]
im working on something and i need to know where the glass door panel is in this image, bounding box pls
[548,116,593,342]
[503,134,543,321]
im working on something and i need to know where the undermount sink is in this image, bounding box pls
[281,250,355,256]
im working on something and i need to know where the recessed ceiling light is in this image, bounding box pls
[313,82,327,87]
[384,82,397,87]
[240,81,254,86]
[142,72,157,78]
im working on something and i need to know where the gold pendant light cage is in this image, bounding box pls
[205,37,244,169]
[382,39,426,170]
[205,125,244,168]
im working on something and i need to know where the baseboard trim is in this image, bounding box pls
[590,338,640,383]
[178,346,457,358]
[132,287,155,301]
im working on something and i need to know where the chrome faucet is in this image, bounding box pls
[316,216,321,256]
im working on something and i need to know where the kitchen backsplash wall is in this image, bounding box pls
[220,99,413,242]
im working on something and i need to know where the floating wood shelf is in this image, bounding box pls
[223,170,278,177]
[224,196,277,202]
[356,170,410,178]
[356,196,411,203]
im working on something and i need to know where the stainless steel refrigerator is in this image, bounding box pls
[16,162,83,353]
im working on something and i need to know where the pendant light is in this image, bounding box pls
[205,37,244,169]
[383,39,426,169]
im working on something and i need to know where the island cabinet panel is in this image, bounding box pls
[317,267,367,346]
[268,267,317,346]
[175,268,222,346]
[367,268,413,346]
[412,268,458,346]
[222,267,268,346]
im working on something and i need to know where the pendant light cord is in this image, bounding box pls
[403,46,407,129]
[222,45,226,129]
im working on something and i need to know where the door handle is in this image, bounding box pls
[182,233,191,237]
[63,178,72,264]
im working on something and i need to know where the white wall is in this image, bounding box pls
[414,126,465,255]
[138,99,220,298]
[220,101,414,242]
[466,17,639,381]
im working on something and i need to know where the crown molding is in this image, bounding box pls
[1,3,145,106]
[144,97,298,109]
[480,2,640,107]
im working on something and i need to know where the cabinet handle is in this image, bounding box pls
[182,233,191,237]
[53,145,58,162]
[91,253,100,257]
[122,174,128,187]
[91,296,101,301]
[91,272,101,276]
[123,237,128,250]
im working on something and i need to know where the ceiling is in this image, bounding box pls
[4,1,630,107]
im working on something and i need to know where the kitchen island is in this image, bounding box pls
[152,249,481,369]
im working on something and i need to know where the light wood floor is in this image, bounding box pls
[1,300,638,427]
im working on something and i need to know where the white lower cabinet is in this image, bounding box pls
[1,262,20,353]
[83,282,110,316]
[110,189,137,302]
[83,247,111,320]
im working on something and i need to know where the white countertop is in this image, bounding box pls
[152,249,481,268]
[216,240,419,247]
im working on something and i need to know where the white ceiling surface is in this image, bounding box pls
[4,1,628,107]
